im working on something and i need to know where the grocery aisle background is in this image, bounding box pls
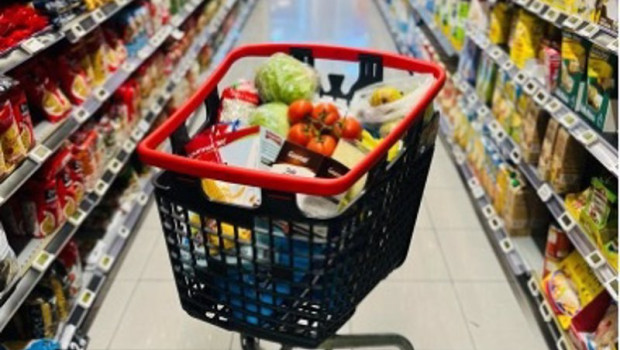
[87,1,547,349]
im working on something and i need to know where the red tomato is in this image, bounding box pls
[311,103,340,126]
[287,123,315,146]
[288,99,313,124]
[340,117,363,139]
[307,135,337,156]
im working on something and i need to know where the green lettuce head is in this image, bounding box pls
[248,102,289,138]
[255,53,319,104]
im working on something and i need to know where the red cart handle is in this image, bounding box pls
[138,43,445,196]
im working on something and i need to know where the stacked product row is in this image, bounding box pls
[0,0,246,349]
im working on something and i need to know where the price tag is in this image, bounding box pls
[509,148,522,164]
[138,46,151,60]
[556,337,569,350]
[152,102,163,115]
[528,0,544,13]
[477,106,489,118]
[563,15,583,29]
[543,8,560,22]
[467,177,480,189]
[515,72,527,85]
[539,300,552,322]
[131,128,145,141]
[29,144,52,164]
[527,277,539,297]
[78,289,96,309]
[138,119,150,133]
[604,278,618,301]
[137,191,149,206]
[108,158,123,174]
[73,107,89,124]
[558,212,576,231]
[92,9,106,23]
[454,152,465,165]
[489,46,503,60]
[467,94,478,104]
[495,129,507,142]
[523,81,538,96]
[32,251,55,272]
[118,226,131,239]
[579,23,599,38]
[533,90,549,106]
[69,209,87,226]
[94,179,109,197]
[515,0,528,5]
[171,15,183,27]
[499,238,514,253]
[488,216,502,231]
[472,186,485,199]
[122,60,136,73]
[489,119,501,132]
[501,60,515,72]
[94,87,110,102]
[184,2,194,13]
[70,24,86,40]
[21,37,45,54]
[544,98,562,114]
[482,204,496,218]
[123,139,136,153]
[171,28,185,41]
[584,250,605,269]
[577,129,598,147]
[607,39,618,52]
[116,0,130,5]
[560,112,579,129]
[99,254,115,273]
[537,183,553,202]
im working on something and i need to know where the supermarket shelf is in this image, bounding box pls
[464,25,618,178]
[0,0,211,208]
[511,0,617,55]
[407,2,458,58]
[451,73,619,302]
[438,116,566,350]
[0,0,135,75]
[374,0,417,58]
[55,0,255,345]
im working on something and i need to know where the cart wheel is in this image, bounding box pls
[241,335,259,350]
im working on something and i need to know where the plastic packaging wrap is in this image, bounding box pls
[349,75,435,126]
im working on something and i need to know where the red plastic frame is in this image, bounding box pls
[138,43,446,196]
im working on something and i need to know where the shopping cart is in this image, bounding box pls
[138,43,445,350]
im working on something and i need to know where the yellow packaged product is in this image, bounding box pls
[508,10,543,69]
[556,31,589,110]
[489,2,513,45]
[549,128,587,194]
[537,118,559,181]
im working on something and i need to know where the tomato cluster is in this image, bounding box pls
[287,100,362,156]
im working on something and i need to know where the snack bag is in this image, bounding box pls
[23,177,63,237]
[0,100,27,166]
[538,118,560,181]
[489,1,513,45]
[9,84,35,152]
[15,63,72,123]
[57,54,92,105]
[549,128,587,194]
[85,30,110,86]
[0,222,18,299]
[509,9,543,69]
[580,178,618,252]
[218,80,260,127]
[556,31,589,111]
[580,44,617,133]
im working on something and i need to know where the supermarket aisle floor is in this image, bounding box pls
[87,1,549,350]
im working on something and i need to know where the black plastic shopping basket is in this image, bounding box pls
[137,43,445,349]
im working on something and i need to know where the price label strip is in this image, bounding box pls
[70,24,87,40]
[577,129,598,147]
[32,251,55,272]
[515,72,528,86]
[533,90,549,106]
[559,112,579,129]
[557,212,576,231]
[537,183,553,202]
[563,15,583,30]
[138,119,150,133]
[543,8,560,22]
[499,237,514,254]
[29,144,52,164]
[607,39,618,53]
[122,61,137,73]
[488,216,502,231]
[69,209,87,226]
[585,250,606,269]
[94,179,110,197]
[92,9,106,23]
[123,140,136,153]
[578,23,599,38]
[523,81,538,96]
[482,205,496,218]
[94,87,110,102]
[471,186,485,199]
[544,98,562,115]
[509,148,522,164]
[604,278,618,301]
[131,128,145,142]
[527,277,540,297]
[77,289,96,309]
[539,300,553,322]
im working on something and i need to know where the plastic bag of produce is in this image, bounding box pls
[0,222,18,299]
[254,53,319,104]
[248,102,289,138]
[349,75,436,126]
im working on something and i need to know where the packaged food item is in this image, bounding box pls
[502,175,548,236]
[520,97,550,163]
[538,118,560,181]
[475,53,497,105]
[508,9,543,69]
[457,39,481,87]
[57,53,92,105]
[71,130,99,191]
[254,53,319,104]
[538,43,561,92]
[580,44,617,133]
[185,126,284,208]
[595,0,618,32]
[543,224,572,277]
[0,100,27,166]
[549,128,587,194]
[53,150,77,218]
[0,4,49,52]
[488,1,513,45]
[23,176,63,237]
[556,31,589,111]
[14,62,72,123]
[0,222,18,298]
[580,178,617,253]
[57,240,82,299]
[85,30,111,86]
[1,77,35,153]
[218,80,260,126]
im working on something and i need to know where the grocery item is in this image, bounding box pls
[0,100,27,167]
[488,1,512,45]
[508,9,543,69]
[520,98,550,163]
[254,53,319,104]
[501,175,548,236]
[538,118,560,181]
[580,44,617,133]
[595,0,618,32]
[57,53,92,105]
[0,222,18,298]
[248,103,290,138]
[556,31,589,111]
[543,224,572,277]
[549,128,587,194]
[580,178,618,253]
[0,3,49,52]
[15,62,72,123]
[218,80,260,126]
[457,38,480,86]
[475,53,497,105]
[538,43,562,92]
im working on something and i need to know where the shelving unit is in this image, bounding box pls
[510,0,617,55]
[0,0,135,75]
[407,2,458,58]
[0,0,254,335]
[451,73,619,301]
[464,24,618,177]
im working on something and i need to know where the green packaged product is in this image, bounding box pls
[580,44,617,133]
[555,31,589,111]
[475,53,497,105]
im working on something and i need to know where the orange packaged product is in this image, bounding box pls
[23,177,63,237]
[71,131,99,191]
[9,84,35,152]
[0,100,27,167]
[44,148,77,218]
[68,153,86,204]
